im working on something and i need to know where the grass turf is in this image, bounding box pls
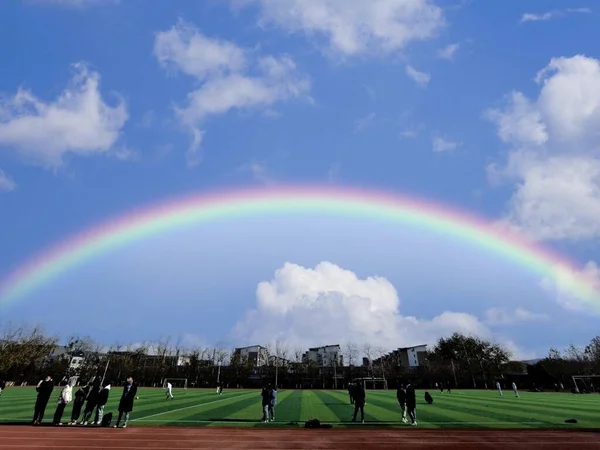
[0,387,598,429]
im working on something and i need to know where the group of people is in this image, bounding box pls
[31,375,138,428]
[260,383,278,422]
[347,380,418,425]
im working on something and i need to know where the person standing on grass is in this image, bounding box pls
[165,381,174,400]
[268,386,277,422]
[94,381,111,425]
[496,381,503,397]
[69,384,88,425]
[352,382,366,424]
[52,377,76,425]
[405,382,417,426]
[32,375,54,425]
[114,376,138,429]
[0,379,6,398]
[261,383,273,423]
[81,379,101,425]
[396,380,408,424]
[512,382,520,398]
[348,383,355,405]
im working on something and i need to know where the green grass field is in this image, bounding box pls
[1,387,598,429]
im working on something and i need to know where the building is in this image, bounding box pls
[46,346,86,372]
[303,345,343,367]
[373,345,428,370]
[232,345,268,367]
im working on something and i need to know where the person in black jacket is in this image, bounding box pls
[114,376,138,428]
[68,384,88,425]
[352,382,366,424]
[94,381,111,425]
[0,379,6,398]
[348,383,354,405]
[260,383,273,423]
[32,375,54,425]
[396,380,408,423]
[406,382,417,426]
[81,379,101,425]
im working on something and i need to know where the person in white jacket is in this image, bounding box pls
[165,382,174,400]
[52,377,77,425]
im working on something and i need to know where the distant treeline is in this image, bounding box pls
[1,323,599,390]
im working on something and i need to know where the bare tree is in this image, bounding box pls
[274,339,289,387]
[345,342,359,379]
[374,346,388,380]
[363,343,374,379]
[0,323,58,379]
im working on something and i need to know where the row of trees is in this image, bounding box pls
[2,322,599,389]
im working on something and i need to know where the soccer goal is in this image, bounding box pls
[162,378,188,389]
[357,377,388,390]
[572,375,600,393]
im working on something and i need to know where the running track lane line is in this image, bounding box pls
[130,391,257,422]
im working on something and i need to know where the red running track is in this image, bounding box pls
[0,426,598,449]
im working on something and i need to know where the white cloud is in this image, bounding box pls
[353,112,375,132]
[327,162,341,183]
[432,136,459,153]
[438,43,460,60]
[0,169,16,192]
[399,129,418,139]
[238,161,274,185]
[232,262,491,350]
[540,261,600,313]
[154,20,311,166]
[520,8,591,23]
[238,0,445,58]
[487,55,600,241]
[28,0,117,6]
[484,307,549,325]
[0,63,128,168]
[405,65,431,86]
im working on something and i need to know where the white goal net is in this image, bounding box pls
[358,378,388,390]
[572,375,600,393]
[162,378,188,389]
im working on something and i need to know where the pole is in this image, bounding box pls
[451,360,458,387]
[100,359,110,386]
[217,361,221,383]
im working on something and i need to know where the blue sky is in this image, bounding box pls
[1,0,599,358]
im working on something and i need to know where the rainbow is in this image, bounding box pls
[0,185,597,309]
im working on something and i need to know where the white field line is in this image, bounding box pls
[130,391,257,422]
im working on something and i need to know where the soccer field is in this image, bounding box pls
[0,388,598,429]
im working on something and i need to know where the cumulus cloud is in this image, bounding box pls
[236,0,445,58]
[154,20,310,166]
[520,8,591,23]
[0,63,128,168]
[232,262,491,350]
[0,169,16,192]
[432,136,459,153]
[405,65,431,86]
[487,55,600,241]
[484,307,549,325]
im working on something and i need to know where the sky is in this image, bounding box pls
[1,0,599,359]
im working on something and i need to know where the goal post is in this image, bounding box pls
[162,378,188,389]
[572,375,600,393]
[356,377,388,390]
